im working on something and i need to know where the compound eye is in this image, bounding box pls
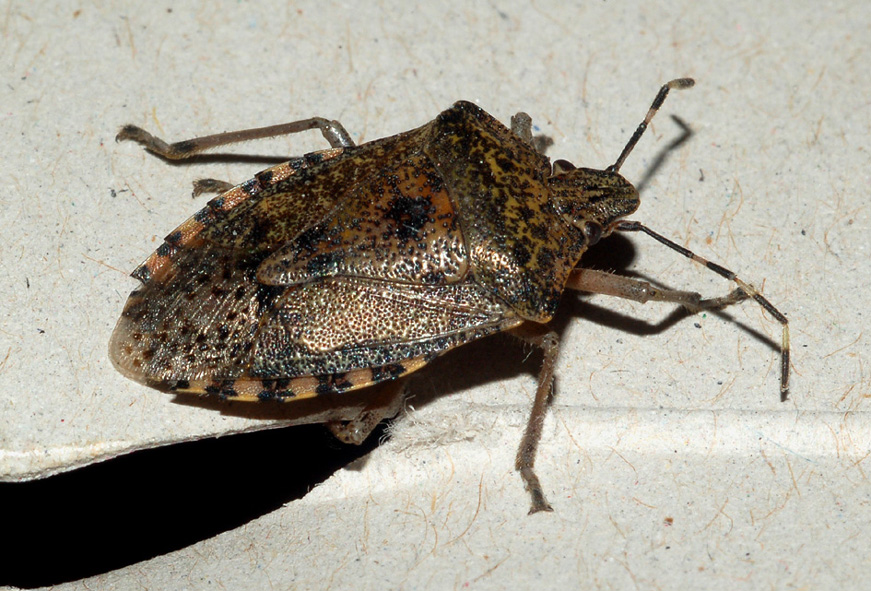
[583,221,603,245]
[553,159,576,174]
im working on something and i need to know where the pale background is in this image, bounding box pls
[1,0,869,588]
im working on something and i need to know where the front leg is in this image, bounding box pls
[510,111,534,145]
[566,268,749,312]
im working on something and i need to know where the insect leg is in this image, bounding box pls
[614,220,789,398]
[326,378,410,445]
[509,323,560,514]
[510,111,554,155]
[510,112,534,144]
[116,116,355,159]
[566,268,749,311]
[191,178,236,196]
[571,217,790,400]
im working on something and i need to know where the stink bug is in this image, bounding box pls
[111,79,789,514]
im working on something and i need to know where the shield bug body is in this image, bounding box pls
[111,79,789,513]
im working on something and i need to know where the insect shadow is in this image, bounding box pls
[1,422,373,587]
[140,148,292,168]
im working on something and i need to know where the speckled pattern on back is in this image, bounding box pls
[109,101,621,402]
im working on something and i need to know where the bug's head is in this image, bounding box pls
[548,78,695,247]
[548,162,640,246]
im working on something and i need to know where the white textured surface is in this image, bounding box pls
[1,0,869,588]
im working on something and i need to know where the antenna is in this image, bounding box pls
[608,78,695,173]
